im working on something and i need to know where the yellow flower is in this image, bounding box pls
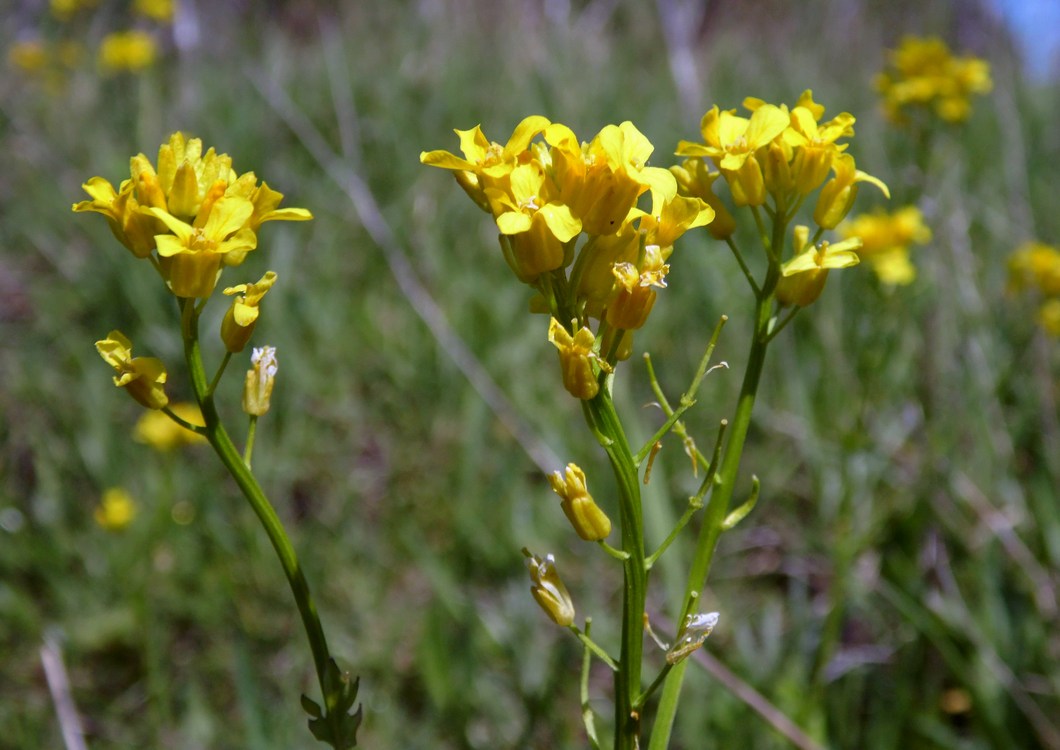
[840,206,931,285]
[670,158,736,239]
[548,318,606,400]
[1037,299,1060,337]
[1008,241,1060,296]
[73,176,164,258]
[420,116,552,212]
[96,330,169,409]
[876,36,992,125]
[8,40,48,73]
[606,244,669,331]
[776,225,861,306]
[243,346,277,416]
[95,487,137,531]
[74,132,312,275]
[676,104,790,206]
[134,403,206,451]
[99,31,158,74]
[489,161,580,281]
[149,198,257,298]
[574,225,641,319]
[221,271,278,352]
[523,549,575,627]
[549,463,611,541]
[813,153,889,230]
[51,0,97,20]
[548,121,677,236]
[638,190,715,253]
[134,0,175,22]
[781,91,856,195]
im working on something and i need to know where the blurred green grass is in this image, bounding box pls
[2,0,1059,748]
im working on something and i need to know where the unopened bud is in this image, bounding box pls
[523,548,575,627]
[242,346,277,416]
[549,463,611,541]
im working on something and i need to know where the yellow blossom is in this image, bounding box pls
[606,244,669,331]
[489,161,580,281]
[221,271,278,352]
[876,36,992,124]
[840,206,931,285]
[149,198,258,298]
[134,403,206,451]
[243,346,278,416]
[8,40,48,73]
[670,158,736,239]
[134,0,175,22]
[96,330,169,409]
[676,104,790,206]
[813,153,889,230]
[95,487,137,531]
[549,463,611,541]
[548,318,606,400]
[420,116,551,212]
[523,549,575,627]
[99,31,158,74]
[574,224,640,319]
[74,132,312,277]
[1008,241,1060,296]
[548,121,677,236]
[776,225,861,306]
[51,0,97,20]
[1037,299,1060,337]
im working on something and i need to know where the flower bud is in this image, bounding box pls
[221,271,277,352]
[523,548,575,627]
[549,463,611,541]
[548,318,604,400]
[242,346,277,416]
[95,330,169,409]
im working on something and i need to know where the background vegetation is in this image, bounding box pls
[2,0,1058,747]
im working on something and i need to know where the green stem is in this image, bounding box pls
[179,300,333,702]
[647,266,778,750]
[244,415,259,468]
[583,383,646,750]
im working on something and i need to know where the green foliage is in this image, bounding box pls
[2,1,1058,748]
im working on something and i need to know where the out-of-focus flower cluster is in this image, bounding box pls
[840,206,932,285]
[7,0,176,83]
[74,132,311,299]
[1008,241,1060,336]
[875,36,992,125]
[421,117,715,398]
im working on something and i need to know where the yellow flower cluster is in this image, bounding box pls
[135,403,206,451]
[95,487,137,531]
[875,36,992,125]
[840,206,932,285]
[1009,242,1060,336]
[98,30,158,73]
[74,132,311,298]
[422,117,715,398]
[676,90,888,228]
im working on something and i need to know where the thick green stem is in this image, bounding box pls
[583,384,646,750]
[180,300,332,701]
[647,268,778,750]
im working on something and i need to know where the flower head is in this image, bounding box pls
[99,31,157,74]
[74,132,312,294]
[840,206,931,285]
[96,330,169,409]
[776,225,861,306]
[876,36,992,125]
[95,487,137,531]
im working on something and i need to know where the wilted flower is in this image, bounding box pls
[95,330,169,409]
